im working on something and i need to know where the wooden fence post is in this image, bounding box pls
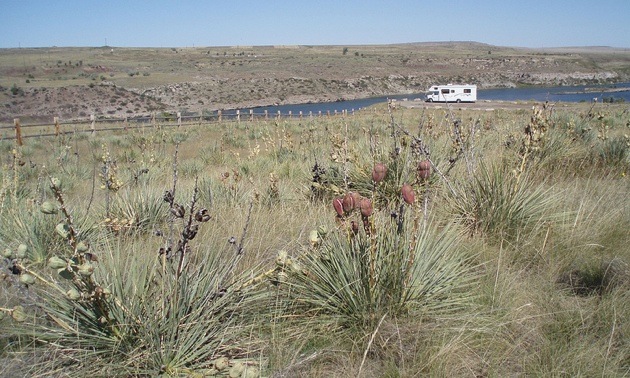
[288,111,292,119]
[90,114,95,134]
[54,117,60,136]
[14,118,23,146]
[177,112,182,127]
[124,117,128,131]
[277,110,281,120]
[218,110,222,122]
[236,110,240,122]
[264,110,268,120]
[249,109,254,122]
[299,111,303,120]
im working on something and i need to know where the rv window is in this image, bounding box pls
[441,89,449,94]
[451,90,455,93]
[464,89,471,93]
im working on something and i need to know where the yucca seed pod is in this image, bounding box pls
[342,192,357,213]
[47,256,67,269]
[228,362,245,378]
[49,177,61,190]
[308,230,320,247]
[11,306,26,322]
[170,203,185,218]
[372,162,387,183]
[3,248,14,259]
[214,357,230,371]
[359,198,373,217]
[78,263,94,277]
[401,184,415,205]
[19,273,36,285]
[76,241,89,253]
[241,366,260,378]
[333,197,344,216]
[350,220,359,235]
[317,225,328,237]
[55,223,70,239]
[195,208,211,222]
[16,244,28,259]
[163,190,174,204]
[418,160,431,180]
[275,250,288,266]
[66,288,81,300]
[40,201,58,214]
[290,260,302,274]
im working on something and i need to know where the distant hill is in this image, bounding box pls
[1,42,629,122]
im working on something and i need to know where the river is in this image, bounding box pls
[225,82,630,116]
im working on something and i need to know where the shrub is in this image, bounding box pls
[449,162,556,241]
[2,179,269,376]
[281,214,477,333]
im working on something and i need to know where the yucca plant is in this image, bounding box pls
[2,178,270,376]
[450,162,556,242]
[105,185,166,235]
[283,213,477,333]
[597,135,629,167]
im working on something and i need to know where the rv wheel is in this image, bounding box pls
[456,99,461,103]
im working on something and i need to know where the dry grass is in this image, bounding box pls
[1,101,629,376]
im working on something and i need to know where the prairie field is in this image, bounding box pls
[0,101,629,377]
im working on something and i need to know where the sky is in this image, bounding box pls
[1,0,629,49]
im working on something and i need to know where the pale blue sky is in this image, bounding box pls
[1,0,629,48]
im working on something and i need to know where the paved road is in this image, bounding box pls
[398,99,590,111]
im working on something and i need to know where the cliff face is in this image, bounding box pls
[1,43,629,122]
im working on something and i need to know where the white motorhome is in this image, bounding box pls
[425,84,477,103]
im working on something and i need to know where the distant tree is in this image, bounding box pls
[343,47,349,55]
[354,51,359,57]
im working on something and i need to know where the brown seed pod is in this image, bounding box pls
[333,197,345,216]
[401,184,415,205]
[350,221,359,235]
[342,192,356,213]
[359,198,373,217]
[372,163,387,183]
[170,204,185,218]
[195,208,211,222]
[418,160,431,180]
[351,192,362,206]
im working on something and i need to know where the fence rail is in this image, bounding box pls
[1,108,358,144]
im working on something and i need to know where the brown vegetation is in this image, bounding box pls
[1,42,629,122]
